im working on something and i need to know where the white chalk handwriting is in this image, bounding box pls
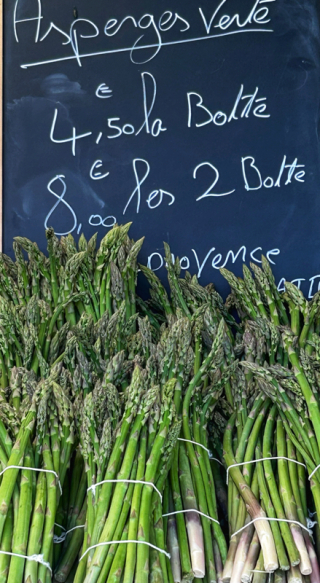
[147,245,280,278]
[187,85,270,129]
[147,247,320,299]
[16,0,275,69]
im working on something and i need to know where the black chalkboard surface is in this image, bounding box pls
[3,0,320,298]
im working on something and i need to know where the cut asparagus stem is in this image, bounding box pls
[224,414,278,572]
[241,531,260,583]
[167,515,181,583]
[179,442,205,579]
[276,418,311,575]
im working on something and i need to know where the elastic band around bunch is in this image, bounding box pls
[178,438,223,465]
[0,465,62,494]
[307,514,318,529]
[308,464,320,480]
[163,509,220,525]
[231,516,313,539]
[0,550,52,573]
[87,479,162,501]
[54,524,85,544]
[79,540,170,562]
[226,457,306,485]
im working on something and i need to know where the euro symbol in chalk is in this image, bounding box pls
[96,84,113,99]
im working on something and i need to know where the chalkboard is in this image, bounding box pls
[3,0,320,298]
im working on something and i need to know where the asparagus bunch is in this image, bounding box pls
[220,259,320,582]
[68,357,180,583]
[0,363,75,583]
[0,225,153,583]
[141,246,240,583]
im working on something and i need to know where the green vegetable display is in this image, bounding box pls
[0,225,317,582]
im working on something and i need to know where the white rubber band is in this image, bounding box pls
[79,540,170,562]
[163,509,220,525]
[307,518,317,530]
[226,457,306,485]
[231,516,313,539]
[54,524,85,544]
[177,438,224,466]
[87,479,162,501]
[178,438,213,457]
[308,464,320,480]
[210,457,224,466]
[0,465,62,495]
[0,551,52,573]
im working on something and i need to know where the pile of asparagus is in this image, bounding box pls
[0,225,319,583]
[0,226,232,583]
[220,262,320,583]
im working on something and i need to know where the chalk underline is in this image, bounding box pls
[20,27,273,69]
